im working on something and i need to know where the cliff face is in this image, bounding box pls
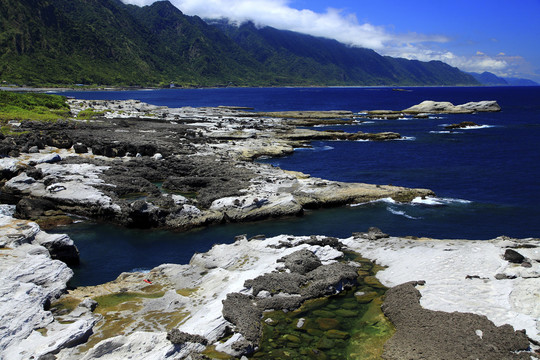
[0,0,479,86]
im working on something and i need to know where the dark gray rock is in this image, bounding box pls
[504,249,525,264]
[444,121,478,129]
[352,227,389,240]
[166,329,208,345]
[46,132,73,149]
[222,293,262,344]
[26,167,44,180]
[15,197,57,219]
[73,144,88,154]
[382,282,531,360]
[244,272,307,296]
[277,249,322,274]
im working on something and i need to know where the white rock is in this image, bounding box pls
[0,216,85,359]
[75,332,182,360]
[342,236,540,343]
[4,163,119,210]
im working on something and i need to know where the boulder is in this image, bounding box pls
[15,197,58,219]
[277,248,322,274]
[504,249,525,264]
[73,144,88,154]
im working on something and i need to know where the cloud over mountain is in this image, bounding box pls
[121,0,526,78]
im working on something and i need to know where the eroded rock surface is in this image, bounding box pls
[0,99,434,231]
[0,215,91,360]
[366,100,501,118]
[382,282,531,359]
[1,219,538,359]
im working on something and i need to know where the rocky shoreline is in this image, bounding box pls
[2,97,538,359]
[1,99,433,231]
[1,217,538,359]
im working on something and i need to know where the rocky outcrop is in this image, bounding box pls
[444,121,479,129]
[1,145,433,232]
[366,100,501,118]
[50,234,348,359]
[223,254,359,353]
[341,234,540,352]
[2,223,536,359]
[382,282,531,359]
[1,99,435,231]
[403,100,501,114]
[0,215,92,360]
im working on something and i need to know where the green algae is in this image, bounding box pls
[94,291,164,309]
[250,253,395,359]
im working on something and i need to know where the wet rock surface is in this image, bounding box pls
[382,281,532,359]
[444,121,479,129]
[223,248,359,354]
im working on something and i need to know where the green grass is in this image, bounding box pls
[0,91,70,122]
[76,109,109,120]
[1,125,28,136]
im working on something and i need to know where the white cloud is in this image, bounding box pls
[121,0,447,50]
[120,0,530,79]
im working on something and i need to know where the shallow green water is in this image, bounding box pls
[251,257,394,360]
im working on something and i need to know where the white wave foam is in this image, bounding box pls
[396,136,416,141]
[411,196,472,206]
[130,267,151,274]
[387,206,421,219]
[354,120,375,124]
[429,130,463,134]
[294,145,334,152]
[350,197,396,207]
[461,125,495,130]
[438,124,494,130]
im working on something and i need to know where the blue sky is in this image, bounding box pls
[122,0,540,81]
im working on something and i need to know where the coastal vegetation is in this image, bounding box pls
[0,91,69,122]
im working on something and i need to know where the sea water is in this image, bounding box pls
[51,86,540,286]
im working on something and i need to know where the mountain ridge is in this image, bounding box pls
[0,0,479,87]
[468,71,538,86]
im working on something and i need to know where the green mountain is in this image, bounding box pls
[0,0,479,87]
[214,21,478,86]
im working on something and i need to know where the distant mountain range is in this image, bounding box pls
[468,72,538,86]
[0,0,512,87]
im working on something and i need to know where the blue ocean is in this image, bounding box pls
[52,86,540,286]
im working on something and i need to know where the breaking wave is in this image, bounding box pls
[411,196,472,206]
[387,206,422,219]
